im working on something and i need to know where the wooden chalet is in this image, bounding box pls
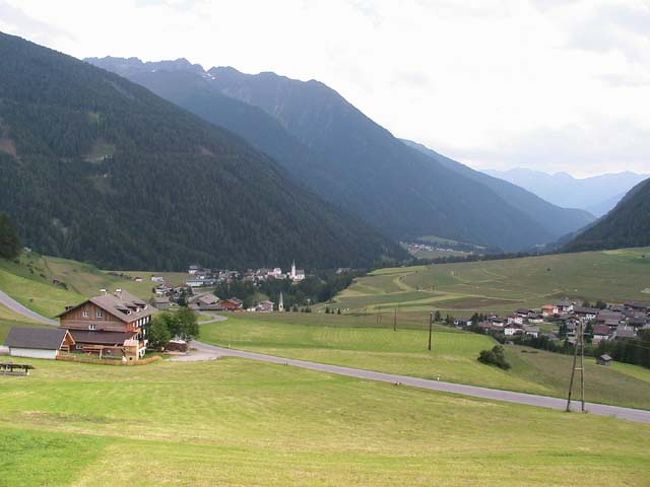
[58,290,154,359]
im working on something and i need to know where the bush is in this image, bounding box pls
[478,345,511,370]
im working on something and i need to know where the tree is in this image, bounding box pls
[434,310,441,322]
[148,314,172,349]
[174,307,199,340]
[0,213,21,259]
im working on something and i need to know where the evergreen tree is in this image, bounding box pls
[0,213,21,259]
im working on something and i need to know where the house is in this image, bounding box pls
[556,299,574,314]
[453,318,473,328]
[597,354,613,366]
[592,324,612,343]
[151,296,172,310]
[254,300,274,313]
[218,298,243,312]
[613,325,636,340]
[573,306,599,321]
[523,325,540,338]
[4,327,75,360]
[58,290,153,359]
[504,324,523,336]
[542,304,558,318]
[190,293,221,311]
[596,310,623,326]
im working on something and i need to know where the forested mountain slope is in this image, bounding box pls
[566,178,650,251]
[402,140,594,238]
[0,33,404,270]
[89,58,593,252]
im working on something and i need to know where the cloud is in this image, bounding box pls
[1,0,649,177]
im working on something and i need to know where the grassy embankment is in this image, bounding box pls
[0,357,648,486]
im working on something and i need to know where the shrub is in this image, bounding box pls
[478,345,511,370]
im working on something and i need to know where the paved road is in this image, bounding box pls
[189,340,650,424]
[0,289,57,325]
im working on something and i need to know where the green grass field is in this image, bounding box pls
[200,314,650,410]
[335,247,650,316]
[1,357,648,486]
[0,253,187,317]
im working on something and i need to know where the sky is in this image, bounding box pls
[1,0,649,177]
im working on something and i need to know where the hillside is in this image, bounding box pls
[0,33,403,270]
[87,58,593,252]
[486,168,648,216]
[566,179,650,251]
[402,140,594,238]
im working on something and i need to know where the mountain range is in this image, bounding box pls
[565,178,650,252]
[486,168,648,216]
[0,32,403,270]
[87,57,594,252]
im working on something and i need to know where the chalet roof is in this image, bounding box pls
[68,330,136,345]
[593,324,611,336]
[573,306,599,314]
[599,354,613,361]
[4,327,72,350]
[614,326,636,339]
[59,290,152,323]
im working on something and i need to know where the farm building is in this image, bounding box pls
[4,327,75,360]
[58,289,154,358]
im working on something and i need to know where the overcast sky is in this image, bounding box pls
[1,0,649,177]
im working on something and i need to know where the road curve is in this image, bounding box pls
[0,289,57,325]
[191,340,650,424]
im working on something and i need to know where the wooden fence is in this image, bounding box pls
[57,353,161,366]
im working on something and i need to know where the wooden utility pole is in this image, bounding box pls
[393,306,397,332]
[566,318,586,413]
[428,312,433,351]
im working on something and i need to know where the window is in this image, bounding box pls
[96,309,103,318]
[88,324,96,331]
[82,309,89,318]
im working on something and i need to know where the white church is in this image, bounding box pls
[289,260,305,282]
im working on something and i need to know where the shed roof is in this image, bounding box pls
[4,327,71,350]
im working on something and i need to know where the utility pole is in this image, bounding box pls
[393,306,397,332]
[566,318,586,413]
[428,311,433,351]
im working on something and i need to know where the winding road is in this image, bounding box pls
[0,289,57,325]
[2,290,648,424]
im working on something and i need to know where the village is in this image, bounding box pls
[451,298,650,350]
[148,261,308,312]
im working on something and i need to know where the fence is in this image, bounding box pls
[57,353,161,366]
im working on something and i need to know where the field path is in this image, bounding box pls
[189,339,650,424]
[0,289,56,325]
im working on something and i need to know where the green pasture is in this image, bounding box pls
[0,357,648,486]
[335,248,650,316]
[201,314,650,409]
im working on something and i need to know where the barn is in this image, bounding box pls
[4,327,75,360]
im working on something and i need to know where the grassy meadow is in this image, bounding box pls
[200,313,650,410]
[0,253,187,317]
[1,357,649,486]
[334,247,650,317]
